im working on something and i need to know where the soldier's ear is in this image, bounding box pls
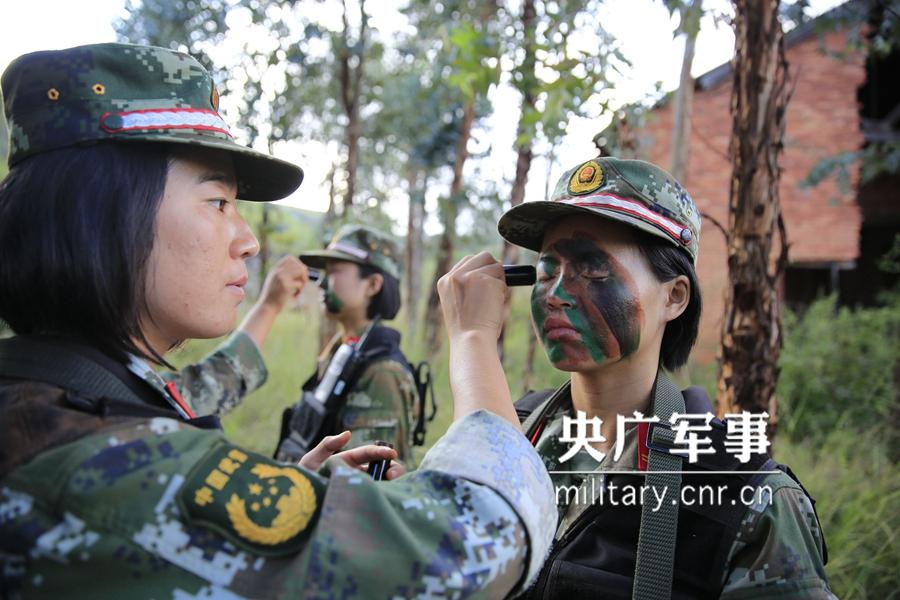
[663,275,690,323]
[365,272,384,297]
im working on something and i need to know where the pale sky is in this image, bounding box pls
[0,0,846,232]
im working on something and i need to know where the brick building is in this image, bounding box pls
[614,6,899,364]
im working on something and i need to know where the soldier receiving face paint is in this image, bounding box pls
[493,156,835,599]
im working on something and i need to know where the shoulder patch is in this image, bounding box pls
[568,159,604,195]
[177,443,324,556]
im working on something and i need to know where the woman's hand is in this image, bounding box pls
[438,252,520,430]
[259,255,309,312]
[298,431,405,480]
[238,255,308,348]
[437,252,510,342]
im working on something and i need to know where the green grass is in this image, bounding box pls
[776,431,900,599]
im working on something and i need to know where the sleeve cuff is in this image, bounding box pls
[418,409,557,588]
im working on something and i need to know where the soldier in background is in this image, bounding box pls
[276,226,419,464]
[0,43,555,598]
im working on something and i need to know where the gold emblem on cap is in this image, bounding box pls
[568,160,604,195]
[47,88,60,101]
[92,83,106,96]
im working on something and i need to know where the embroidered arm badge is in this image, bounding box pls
[177,443,325,556]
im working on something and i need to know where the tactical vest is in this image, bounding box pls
[515,386,825,600]
[276,325,435,460]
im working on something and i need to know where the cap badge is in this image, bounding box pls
[568,160,604,195]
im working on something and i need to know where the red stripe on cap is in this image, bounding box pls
[561,192,686,243]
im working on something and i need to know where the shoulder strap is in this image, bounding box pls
[0,336,148,410]
[521,381,572,444]
[633,369,686,600]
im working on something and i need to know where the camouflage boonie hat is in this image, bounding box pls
[1,43,303,201]
[498,156,701,263]
[300,225,402,279]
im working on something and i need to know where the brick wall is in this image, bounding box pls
[635,29,866,363]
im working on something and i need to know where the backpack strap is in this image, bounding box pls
[411,361,437,446]
[0,336,222,430]
[521,381,572,445]
[632,369,686,600]
[0,336,148,410]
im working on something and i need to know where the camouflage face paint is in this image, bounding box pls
[532,238,643,367]
[324,289,344,314]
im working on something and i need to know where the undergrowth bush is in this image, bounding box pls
[777,292,900,453]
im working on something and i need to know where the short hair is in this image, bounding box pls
[357,263,402,320]
[0,142,171,366]
[634,233,702,370]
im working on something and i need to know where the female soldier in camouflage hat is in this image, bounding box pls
[0,43,555,597]
[276,225,419,465]
[460,156,833,598]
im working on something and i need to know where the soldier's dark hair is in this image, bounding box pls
[0,142,172,367]
[635,233,702,371]
[358,264,402,320]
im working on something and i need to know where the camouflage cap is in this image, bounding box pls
[498,156,701,263]
[1,43,303,201]
[300,225,402,279]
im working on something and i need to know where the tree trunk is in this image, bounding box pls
[424,100,476,354]
[498,0,537,365]
[715,0,789,446]
[258,204,271,292]
[339,0,367,216]
[522,141,559,392]
[405,167,425,346]
[669,0,702,182]
[319,164,339,351]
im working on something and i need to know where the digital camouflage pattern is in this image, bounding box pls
[532,388,836,599]
[0,368,557,599]
[317,333,419,465]
[1,42,302,201]
[300,225,403,279]
[165,331,269,418]
[498,156,701,264]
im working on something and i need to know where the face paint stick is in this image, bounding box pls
[504,264,537,286]
[367,441,394,481]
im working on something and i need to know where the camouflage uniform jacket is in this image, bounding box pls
[313,326,418,465]
[529,387,836,599]
[0,345,557,599]
[164,330,268,418]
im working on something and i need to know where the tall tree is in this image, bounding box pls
[421,4,502,354]
[337,0,369,216]
[666,0,703,182]
[497,0,537,363]
[716,0,790,440]
[497,0,621,362]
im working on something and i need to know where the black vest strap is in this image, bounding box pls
[0,336,148,408]
[0,336,220,429]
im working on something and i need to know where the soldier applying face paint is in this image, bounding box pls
[457,156,834,599]
[275,225,422,466]
[0,43,555,598]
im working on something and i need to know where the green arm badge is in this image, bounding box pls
[178,443,325,556]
